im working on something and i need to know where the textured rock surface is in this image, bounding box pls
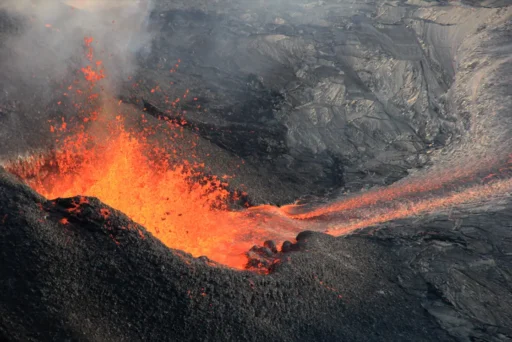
[368,205,512,341]
[128,0,510,201]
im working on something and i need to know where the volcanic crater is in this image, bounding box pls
[1,1,512,341]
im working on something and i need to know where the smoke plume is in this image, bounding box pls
[0,0,154,158]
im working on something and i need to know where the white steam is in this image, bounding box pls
[0,0,153,98]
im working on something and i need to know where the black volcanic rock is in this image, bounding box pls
[363,201,512,341]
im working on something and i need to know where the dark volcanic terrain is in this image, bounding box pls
[2,167,512,341]
[1,0,512,341]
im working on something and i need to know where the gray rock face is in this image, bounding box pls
[128,0,510,200]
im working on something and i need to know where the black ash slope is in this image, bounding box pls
[0,167,453,342]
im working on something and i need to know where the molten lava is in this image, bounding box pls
[8,124,258,268]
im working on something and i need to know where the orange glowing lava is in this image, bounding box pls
[324,178,512,235]
[280,159,504,220]
[7,120,268,268]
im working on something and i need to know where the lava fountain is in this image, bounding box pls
[5,36,276,269]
